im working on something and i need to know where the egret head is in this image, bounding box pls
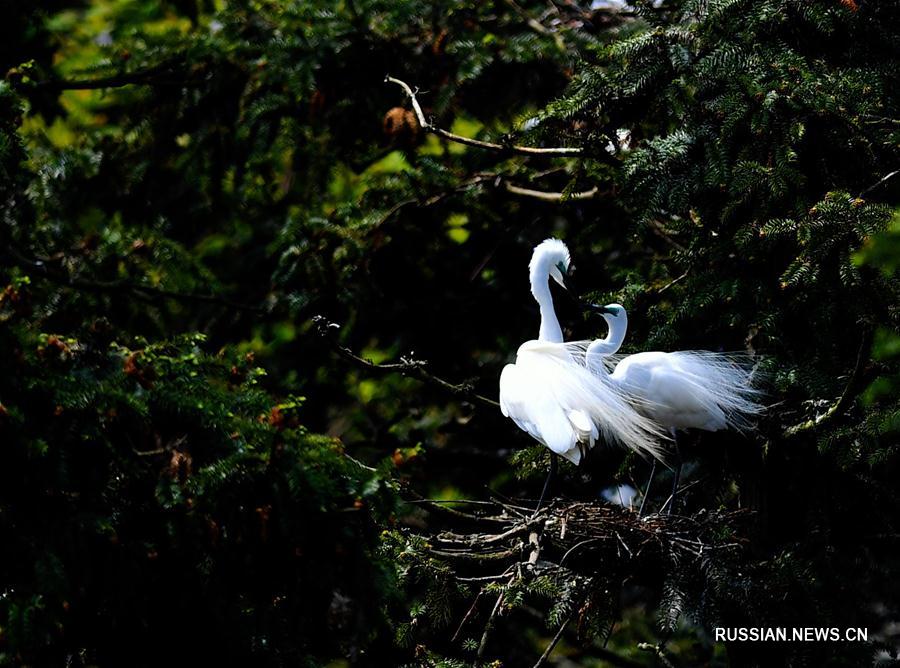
[530,238,573,290]
[589,302,627,325]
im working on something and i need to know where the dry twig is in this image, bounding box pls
[313,316,500,409]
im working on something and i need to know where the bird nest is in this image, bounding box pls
[416,497,753,579]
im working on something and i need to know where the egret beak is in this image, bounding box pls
[583,302,615,315]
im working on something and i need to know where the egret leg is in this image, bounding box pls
[534,453,558,515]
[667,436,683,516]
[638,458,657,517]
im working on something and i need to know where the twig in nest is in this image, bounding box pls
[476,575,513,662]
[452,588,485,643]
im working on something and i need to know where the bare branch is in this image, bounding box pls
[860,115,900,127]
[313,316,501,409]
[532,611,573,668]
[656,271,688,294]
[783,328,873,438]
[504,182,599,201]
[477,581,511,662]
[858,167,900,198]
[648,218,688,252]
[452,588,486,643]
[373,176,601,233]
[385,76,585,157]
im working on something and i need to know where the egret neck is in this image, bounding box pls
[587,307,629,360]
[529,253,564,343]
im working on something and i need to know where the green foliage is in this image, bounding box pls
[0,313,399,664]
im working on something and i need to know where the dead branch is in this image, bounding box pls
[637,642,676,668]
[504,182,600,201]
[532,610,573,668]
[477,575,514,663]
[858,167,900,198]
[385,76,585,157]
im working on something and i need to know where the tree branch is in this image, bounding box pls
[28,58,187,91]
[6,248,265,313]
[452,587,487,643]
[476,578,512,663]
[502,0,567,51]
[313,316,500,409]
[858,168,900,198]
[373,176,601,233]
[385,76,585,157]
[637,642,676,668]
[783,328,873,438]
[504,182,599,201]
[532,611,573,668]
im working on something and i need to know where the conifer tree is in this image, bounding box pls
[2,0,899,665]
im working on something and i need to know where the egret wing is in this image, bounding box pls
[604,350,766,432]
[500,362,582,463]
[505,342,669,461]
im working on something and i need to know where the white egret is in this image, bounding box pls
[498,239,668,508]
[575,302,764,513]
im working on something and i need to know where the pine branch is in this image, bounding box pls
[28,57,187,90]
[6,248,265,313]
[385,76,586,157]
[502,0,567,51]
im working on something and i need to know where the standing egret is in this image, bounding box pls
[498,239,667,510]
[576,303,764,513]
